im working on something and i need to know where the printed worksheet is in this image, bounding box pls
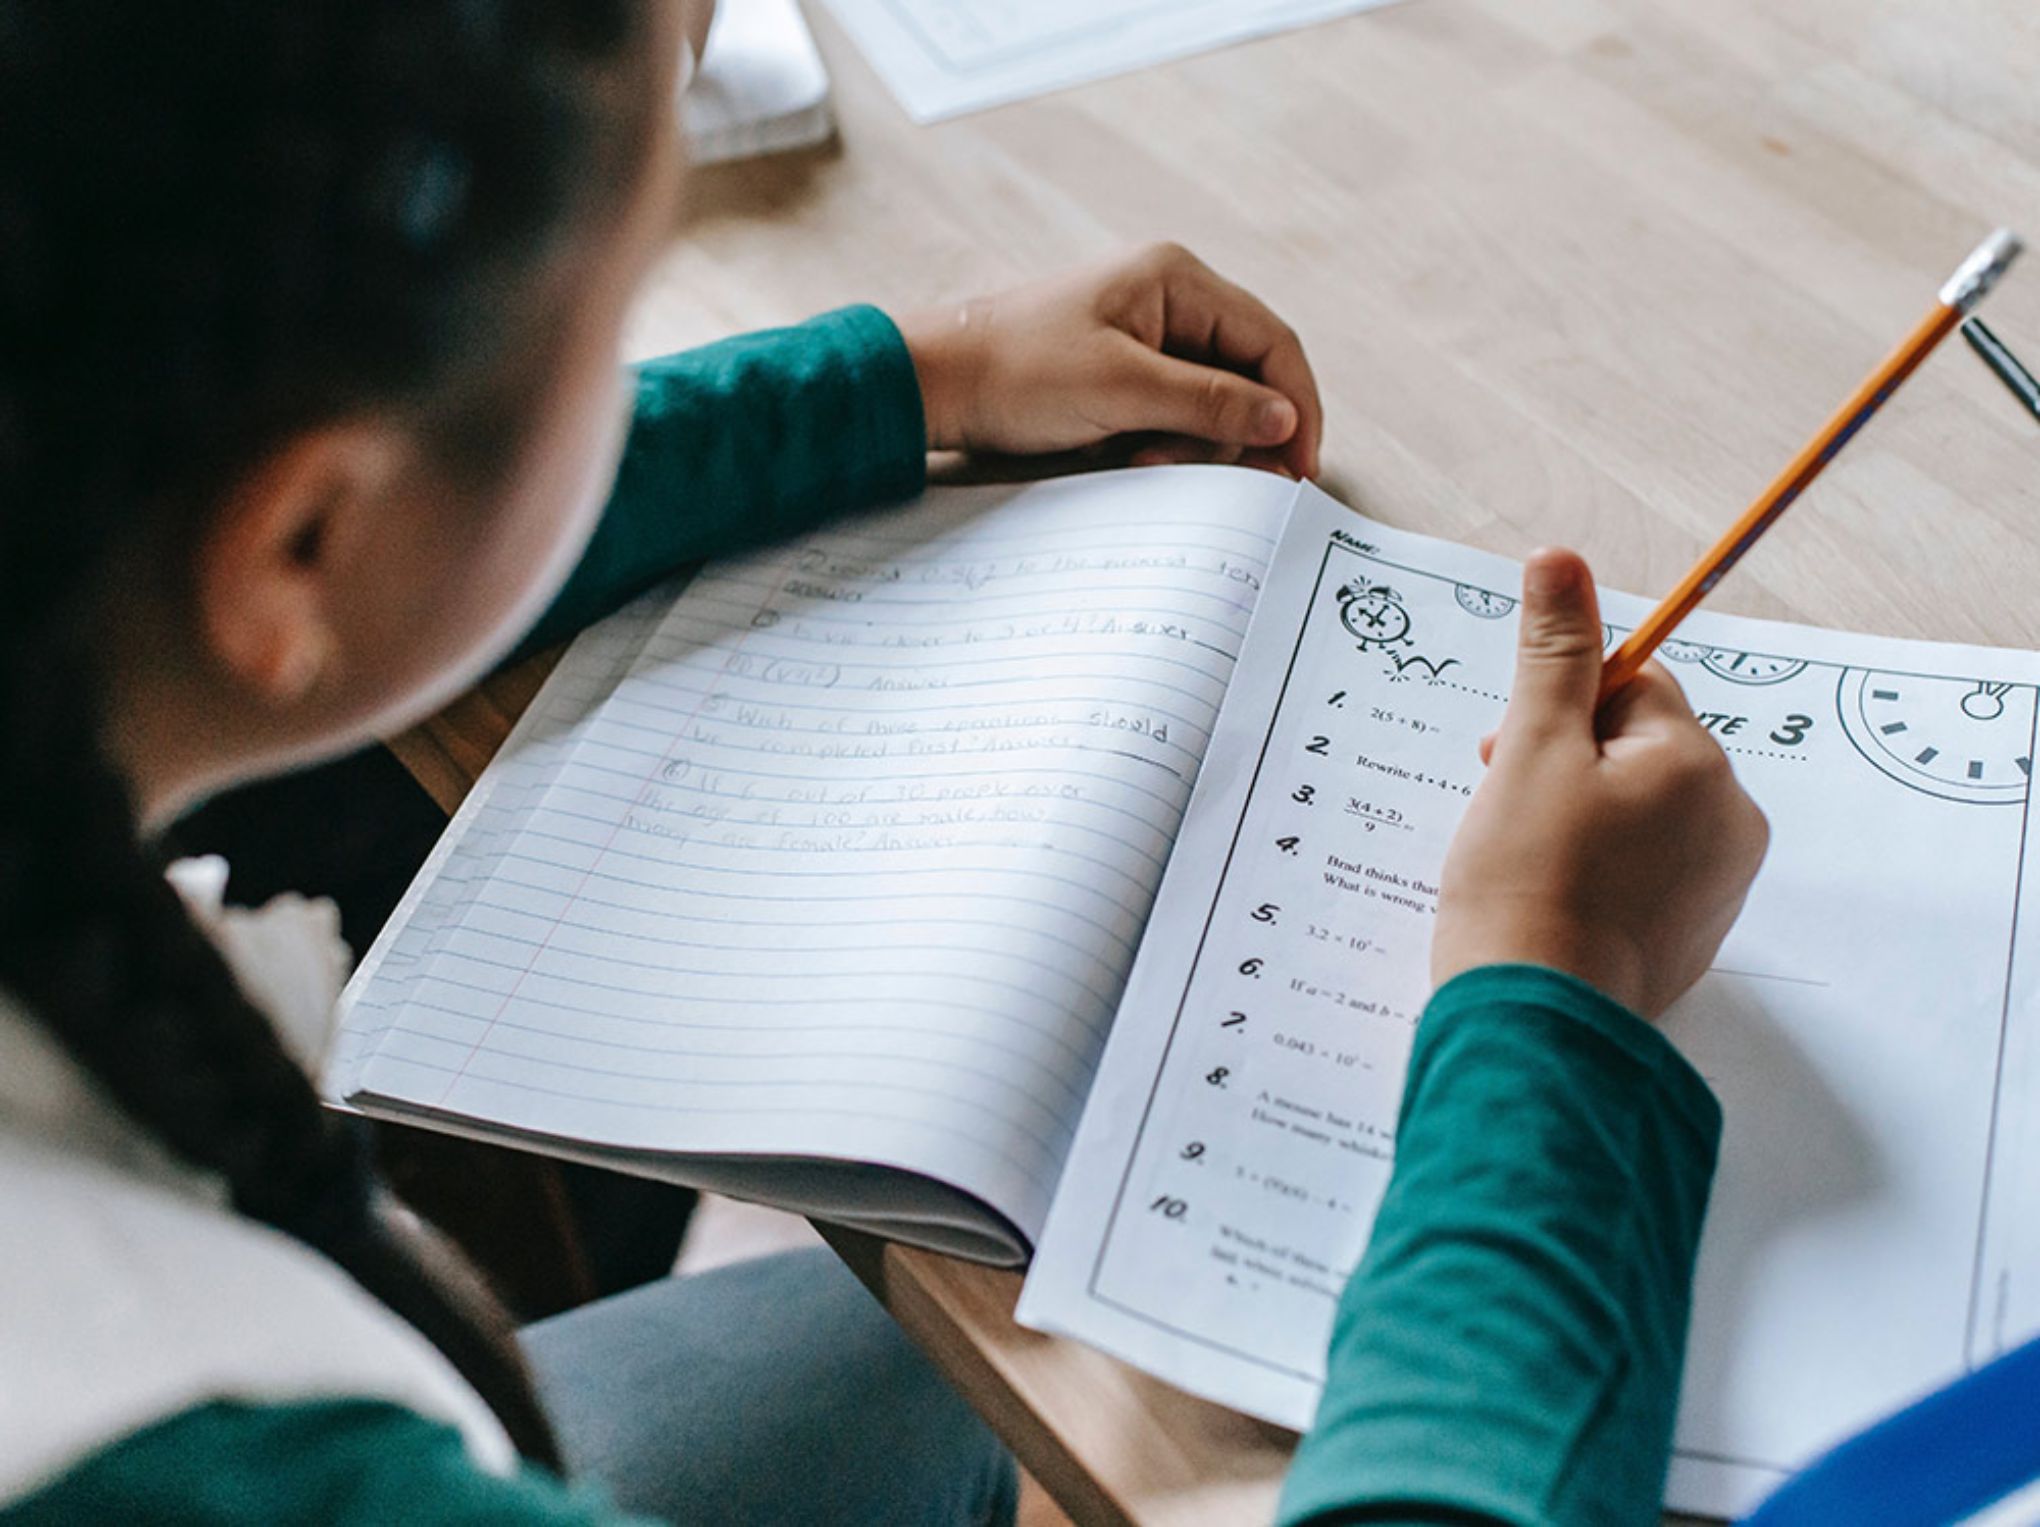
[818,0,1406,122]
[1020,483,2040,1518]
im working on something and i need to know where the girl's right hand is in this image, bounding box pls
[1431,549,1770,1020]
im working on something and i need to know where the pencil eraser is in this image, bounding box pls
[1941,229,2024,313]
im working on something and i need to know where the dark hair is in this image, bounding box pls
[0,0,655,1468]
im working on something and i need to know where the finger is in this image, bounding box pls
[1597,661,1693,737]
[1478,729,1497,766]
[1493,548,1606,755]
[1128,436,1246,469]
[1135,247,1325,477]
[1101,340,1303,452]
[1591,656,1705,746]
[1235,444,1302,480]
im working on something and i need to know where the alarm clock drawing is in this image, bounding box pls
[1336,581,1413,652]
[1838,669,2034,804]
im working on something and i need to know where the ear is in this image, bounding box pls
[195,424,404,704]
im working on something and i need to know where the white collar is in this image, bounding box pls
[0,859,519,1498]
[0,856,351,1189]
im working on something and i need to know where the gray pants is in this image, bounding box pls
[522,1248,1019,1526]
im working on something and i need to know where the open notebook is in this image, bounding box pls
[332,468,1295,1263]
[334,465,2040,1516]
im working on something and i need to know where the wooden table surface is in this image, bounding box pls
[389,2,2040,1522]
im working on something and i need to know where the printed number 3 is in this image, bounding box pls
[1771,714,1813,747]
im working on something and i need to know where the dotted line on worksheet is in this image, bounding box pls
[1432,679,1508,703]
[1723,745,1810,763]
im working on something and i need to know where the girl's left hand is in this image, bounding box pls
[895,243,1323,479]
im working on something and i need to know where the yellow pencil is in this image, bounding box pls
[1599,228,2024,703]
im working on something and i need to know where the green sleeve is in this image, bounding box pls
[0,1399,654,1526]
[1277,964,1723,1527]
[515,304,928,658]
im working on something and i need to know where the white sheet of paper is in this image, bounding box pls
[682,0,834,164]
[817,0,1407,123]
[332,468,1294,1242]
[1019,482,2040,1519]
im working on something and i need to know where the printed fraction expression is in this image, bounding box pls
[1838,669,2036,804]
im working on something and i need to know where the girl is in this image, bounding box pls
[0,3,1319,1522]
[0,0,1793,1524]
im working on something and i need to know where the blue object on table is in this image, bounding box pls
[1740,1334,2040,1525]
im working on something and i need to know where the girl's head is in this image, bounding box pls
[1,0,684,1466]
[5,0,684,824]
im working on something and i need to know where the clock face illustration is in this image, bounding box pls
[1702,649,1809,686]
[1454,584,1515,619]
[1838,669,2034,804]
[1336,582,1412,651]
[1660,639,1711,664]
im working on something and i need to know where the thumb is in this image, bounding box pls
[1105,342,1299,449]
[1497,549,1605,750]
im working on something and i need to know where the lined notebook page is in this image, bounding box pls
[334,467,1299,1237]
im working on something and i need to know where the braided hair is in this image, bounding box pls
[0,1,655,1468]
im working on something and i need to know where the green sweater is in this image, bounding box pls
[1278,967,1719,1527]
[5,312,1721,1526]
